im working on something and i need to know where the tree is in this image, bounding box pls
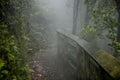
[0,0,31,79]
[72,0,79,34]
[115,0,120,42]
[80,0,120,56]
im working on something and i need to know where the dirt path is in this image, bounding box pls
[28,43,61,80]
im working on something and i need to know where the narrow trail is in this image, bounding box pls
[28,1,73,79]
[28,42,61,80]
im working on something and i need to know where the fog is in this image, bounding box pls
[31,0,74,42]
[29,0,74,79]
[27,0,120,79]
[41,0,74,35]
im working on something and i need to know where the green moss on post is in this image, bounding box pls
[95,50,120,79]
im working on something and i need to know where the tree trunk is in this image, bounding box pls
[72,0,79,34]
[115,0,120,42]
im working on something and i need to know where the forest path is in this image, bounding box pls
[28,42,61,80]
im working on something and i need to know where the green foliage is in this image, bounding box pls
[81,25,97,41]
[28,0,49,53]
[0,24,30,80]
[0,59,5,70]
[0,0,31,80]
[83,0,120,55]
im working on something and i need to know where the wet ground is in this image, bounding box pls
[28,43,62,80]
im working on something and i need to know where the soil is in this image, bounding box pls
[28,44,62,80]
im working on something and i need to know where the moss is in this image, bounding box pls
[95,50,120,79]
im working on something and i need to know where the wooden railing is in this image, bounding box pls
[56,29,120,80]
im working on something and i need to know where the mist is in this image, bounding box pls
[28,0,74,79]
[28,0,120,80]
[40,0,73,35]
[1,0,120,80]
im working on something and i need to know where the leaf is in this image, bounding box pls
[0,59,5,69]
[12,75,17,80]
[37,74,42,77]
[13,46,18,52]
[117,50,120,53]
[28,48,33,51]
[22,36,30,41]
[1,70,8,74]
[8,54,14,61]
